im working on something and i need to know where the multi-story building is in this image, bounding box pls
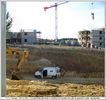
[58,38,80,46]
[78,28,105,48]
[6,31,13,43]
[90,28,105,48]
[19,29,37,44]
[6,29,41,44]
[20,29,41,44]
[78,30,90,47]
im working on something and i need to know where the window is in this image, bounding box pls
[24,32,27,35]
[50,70,53,72]
[87,31,90,35]
[24,39,27,42]
[100,37,102,40]
[99,31,102,34]
[100,43,102,46]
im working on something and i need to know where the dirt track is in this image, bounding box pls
[20,73,105,85]
[6,72,104,84]
[6,72,104,97]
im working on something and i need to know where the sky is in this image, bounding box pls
[7,1,105,39]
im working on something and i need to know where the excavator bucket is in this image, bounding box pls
[11,75,20,80]
[11,71,22,80]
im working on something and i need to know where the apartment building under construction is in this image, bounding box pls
[78,30,90,47]
[78,28,105,48]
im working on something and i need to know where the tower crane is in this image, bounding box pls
[44,2,94,41]
[44,1,70,41]
[91,2,94,20]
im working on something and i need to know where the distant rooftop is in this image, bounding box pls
[20,29,36,32]
[78,28,105,33]
[91,28,105,31]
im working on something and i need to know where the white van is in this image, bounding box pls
[34,67,62,79]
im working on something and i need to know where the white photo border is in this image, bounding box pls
[0,0,105,99]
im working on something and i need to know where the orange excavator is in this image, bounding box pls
[6,47,29,80]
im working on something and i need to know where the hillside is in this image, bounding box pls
[6,45,104,78]
[6,45,105,97]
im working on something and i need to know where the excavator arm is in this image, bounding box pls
[6,47,29,80]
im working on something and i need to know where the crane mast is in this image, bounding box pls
[44,1,94,40]
[44,1,70,41]
[55,3,58,41]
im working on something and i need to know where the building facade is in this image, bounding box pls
[90,28,105,48]
[78,28,105,48]
[58,38,80,46]
[78,30,90,47]
[6,31,13,43]
[20,29,37,44]
[6,29,41,44]
[20,29,41,44]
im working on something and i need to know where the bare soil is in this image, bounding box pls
[6,79,104,97]
[6,45,105,96]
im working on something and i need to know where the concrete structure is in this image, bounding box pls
[58,38,80,46]
[90,28,105,48]
[78,28,105,48]
[78,30,90,47]
[19,29,41,44]
[6,29,41,44]
[20,29,36,44]
[6,32,14,43]
[0,1,6,96]
[6,32,21,44]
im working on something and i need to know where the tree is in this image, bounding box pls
[6,12,13,32]
[6,12,13,43]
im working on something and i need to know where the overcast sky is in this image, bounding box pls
[7,1,105,39]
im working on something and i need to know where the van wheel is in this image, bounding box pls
[35,75,41,79]
[38,75,42,79]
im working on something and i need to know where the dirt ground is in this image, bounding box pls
[7,45,104,74]
[6,78,104,97]
[7,73,104,84]
[6,73,104,97]
[6,45,105,97]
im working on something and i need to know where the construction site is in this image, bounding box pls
[5,1,105,97]
[6,45,104,96]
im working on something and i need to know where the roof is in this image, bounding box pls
[20,29,36,32]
